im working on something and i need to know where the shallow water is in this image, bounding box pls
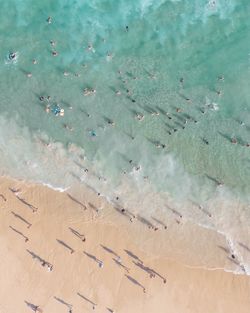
[1,0,250,273]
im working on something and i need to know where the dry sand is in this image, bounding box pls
[0,176,249,313]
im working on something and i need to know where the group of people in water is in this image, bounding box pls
[7,10,247,177]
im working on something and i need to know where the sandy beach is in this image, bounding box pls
[0,176,249,313]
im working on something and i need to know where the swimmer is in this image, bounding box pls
[27,73,32,78]
[87,43,93,51]
[106,52,113,60]
[218,75,224,81]
[216,90,222,96]
[59,109,64,117]
[45,105,50,113]
[83,88,96,96]
[135,113,144,121]
[125,25,129,32]
[9,52,17,61]
[116,90,121,96]
[231,138,237,144]
[64,124,73,131]
[50,40,56,46]
[180,77,184,83]
[108,119,115,126]
[52,51,58,56]
[203,138,209,145]
[32,59,37,64]
[210,0,216,8]
[47,16,52,24]
[39,96,45,102]
[151,111,159,116]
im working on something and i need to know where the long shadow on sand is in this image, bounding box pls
[125,274,146,293]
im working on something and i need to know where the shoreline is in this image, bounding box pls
[1,174,249,275]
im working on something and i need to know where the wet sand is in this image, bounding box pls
[0,176,249,313]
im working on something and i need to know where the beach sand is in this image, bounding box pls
[0,176,249,313]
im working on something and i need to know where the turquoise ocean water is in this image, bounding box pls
[1,0,250,272]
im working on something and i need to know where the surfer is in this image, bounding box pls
[166,113,172,120]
